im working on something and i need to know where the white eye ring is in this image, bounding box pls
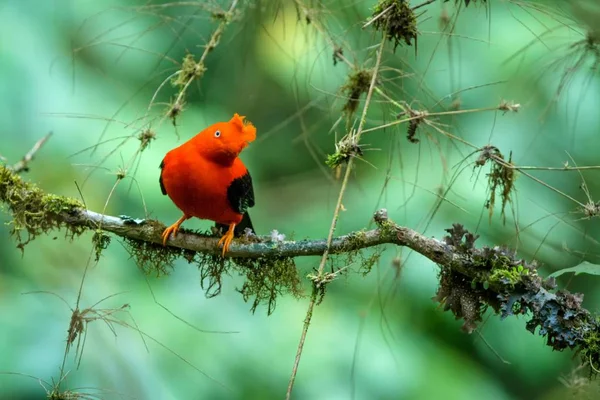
[214,130,221,137]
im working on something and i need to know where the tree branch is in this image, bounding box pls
[67,208,399,257]
[0,164,599,370]
[2,132,53,173]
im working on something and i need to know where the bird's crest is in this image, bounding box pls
[230,113,256,143]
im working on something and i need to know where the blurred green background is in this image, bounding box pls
[1,0,600,399]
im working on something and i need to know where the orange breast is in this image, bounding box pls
[160,148,246,225]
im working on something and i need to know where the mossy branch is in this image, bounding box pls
[72,209,397,258]
[0,164,404,257]
[1,165,600,369]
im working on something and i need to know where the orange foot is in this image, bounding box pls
[217,223,236,256]
[161,215,188,246]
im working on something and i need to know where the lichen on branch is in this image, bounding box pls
[434,223,600,371]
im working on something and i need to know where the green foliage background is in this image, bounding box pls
[0,0,599,399]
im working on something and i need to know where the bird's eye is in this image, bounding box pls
[214,130,221,138]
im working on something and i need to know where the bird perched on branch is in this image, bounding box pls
[159,113,256,256]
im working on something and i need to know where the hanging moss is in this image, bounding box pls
[124,234,304,316]
[370,0,417,51]
[197,252,230,298]
[195,252,305,315]
[341,68,373,116]
[338,230,382,276]
[474,146,517,225]
[234,256,303,315]
[92,230,111,262]
[124,237,190,277]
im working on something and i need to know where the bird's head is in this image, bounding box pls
[192,113,257,165]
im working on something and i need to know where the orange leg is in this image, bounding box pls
[161,215,189,246]
[217,223,236,256]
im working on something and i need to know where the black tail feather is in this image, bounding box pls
[215,212,254,237]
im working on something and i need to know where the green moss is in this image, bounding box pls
[171,53,206,88]
[346,230,368,249]
[358,251,381,276]
[469,246,537,291]
[119,222,303,315]
[326,152,347,169]
[92,230,111,262]
[488,265,530,288]
[376,219,397,237]
[581,324,600,374]
[0,166,86,249]
[333,230,381,276]
[472,253,508,269]
[341,68,373,116]
[235,256,303,315]
[371,0,418,51]
[325,134,366,169]
[124,237,190,277]
[448,228,537,291]
[195,253,303,315]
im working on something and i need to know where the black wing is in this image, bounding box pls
[215,171,255,236]
[227,171,255,215]
[159,159,167,195]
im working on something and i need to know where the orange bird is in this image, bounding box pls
[159,113,256,255]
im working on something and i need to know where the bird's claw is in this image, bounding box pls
[161,215,188,246]
[217,224,236,256]
[161,226,177,246]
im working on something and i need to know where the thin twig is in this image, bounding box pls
[412,0,437,11]
[285,35,386,400]
[7,132,53,173]
[363,3,394,29]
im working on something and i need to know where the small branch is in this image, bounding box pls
[6,132,53,173]
[363,3,394,29]
[412,0,437,11]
